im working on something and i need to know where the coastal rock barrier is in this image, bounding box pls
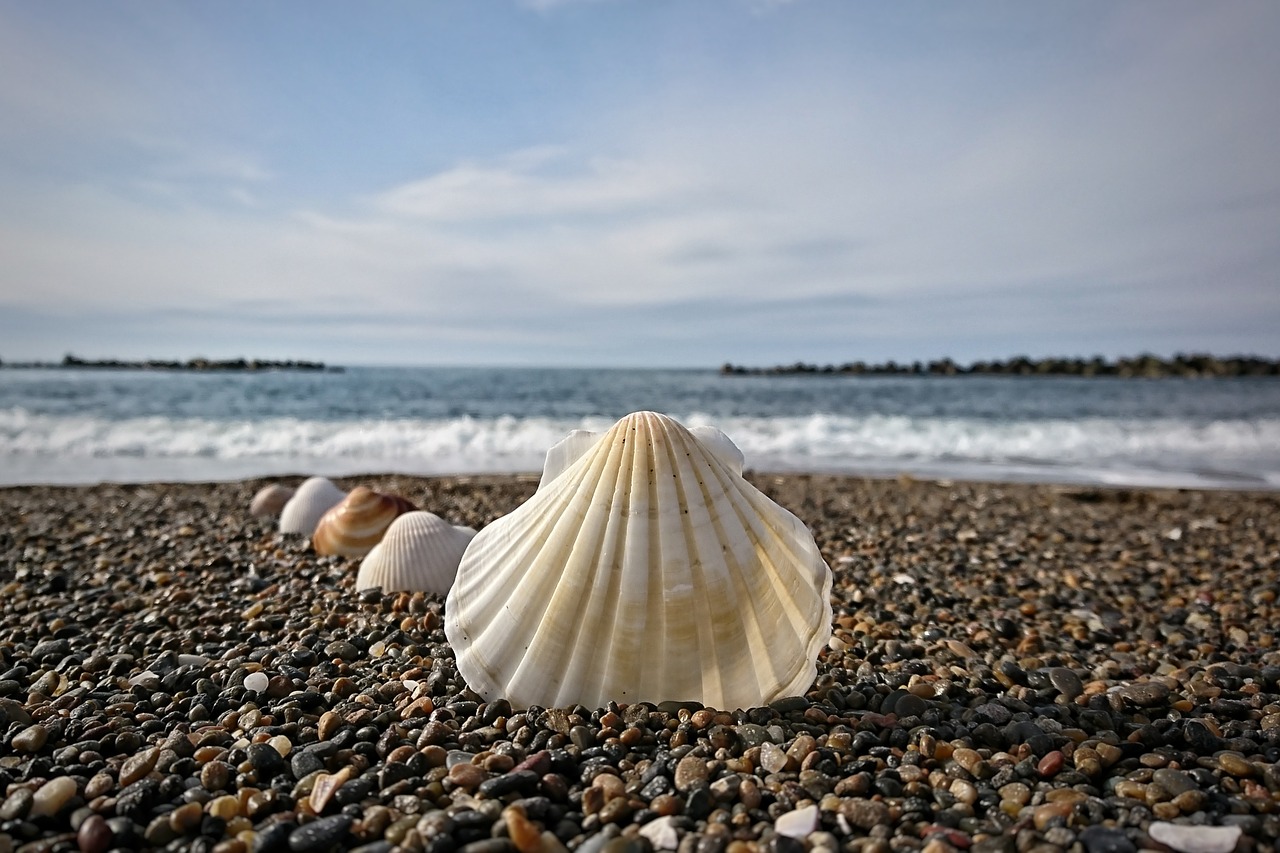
[722,353,1280,378]
[0,354,334,372]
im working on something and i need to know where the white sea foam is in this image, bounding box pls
[2,407,1278,488]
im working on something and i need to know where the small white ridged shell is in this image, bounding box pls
[445,411,833,711]
[249,483,295,517]
[279,477,347,536]
[357,512,477,595]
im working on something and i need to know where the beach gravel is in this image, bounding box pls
[1,473,1279,852]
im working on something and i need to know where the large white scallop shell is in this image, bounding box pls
[356,511,477,594]
[445,411,833,711]
[279,476,347,536]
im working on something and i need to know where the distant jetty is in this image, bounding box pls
[721,353,1280,378]
[0,354,341,372]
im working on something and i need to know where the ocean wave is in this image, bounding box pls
[2,408,1278,488]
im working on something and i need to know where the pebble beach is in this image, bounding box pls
[2,473,1279,853]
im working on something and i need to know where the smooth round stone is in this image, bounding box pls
[11,724,48,753]
[893,693,928,718]
[209,794,241,820]
[119,747,160,787]
[1048,667,1084,700]
[29,776,78,818]
[77,813,114,853]
[1152,768,1197,797]
[202,761,232,791]
[1111,682,1170,707]
[169,801,204,833]
[841,799,889,830]
[0,788,33,820]
[243,672,270,693]
[674,756,710,793]
[1216,753,1253,777]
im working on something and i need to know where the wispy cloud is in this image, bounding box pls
[0,2,1276,366]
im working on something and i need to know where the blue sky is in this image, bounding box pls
[1,0,1277,368]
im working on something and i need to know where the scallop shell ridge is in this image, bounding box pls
[446,410,833,711]
[279,477,347,535]
[357,511,477,594]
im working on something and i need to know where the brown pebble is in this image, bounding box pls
[77,813,114,853]
[674,755,709,792]
[447,763,486,790]
[597,796,634,824]
[581,787,604,816]
[119,747,161,786]
[504,806,544,853]
[1037,751,1065,778]
[1172,790,1208,812]
[12,724,48,753]
[841,798,889,829]
[651,793,683,816]
[208,794,241,820]
[201,760,232,791]
[84,772,114,800]
[318,710,342,740]
[1217,752,1253,777]
[169,801,204,834]
[1032,800,1073,830]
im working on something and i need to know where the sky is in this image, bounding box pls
[0,1,1277,369]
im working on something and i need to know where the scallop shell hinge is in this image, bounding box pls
[445,410,833,711]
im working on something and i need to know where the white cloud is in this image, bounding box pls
[1,2,1276,366]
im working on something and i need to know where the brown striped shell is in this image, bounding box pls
[311,486,417,557]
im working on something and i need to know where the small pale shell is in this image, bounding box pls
[356,511,477,595]
[312,486,417,558]
[249,483,295,517]
[279,477,347,536]
[446,411,833,711]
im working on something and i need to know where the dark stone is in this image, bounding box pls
[288,814,353,852]
[1078,826,1136,853]
[247,743,287,780]
[478,770,540,799]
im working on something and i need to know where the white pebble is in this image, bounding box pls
[639,816,680,850]
[775,804,819,839]
[1148,822,1241,853]
[243,672,270,693]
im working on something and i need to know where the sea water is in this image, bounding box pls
[1,366,1278,489]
